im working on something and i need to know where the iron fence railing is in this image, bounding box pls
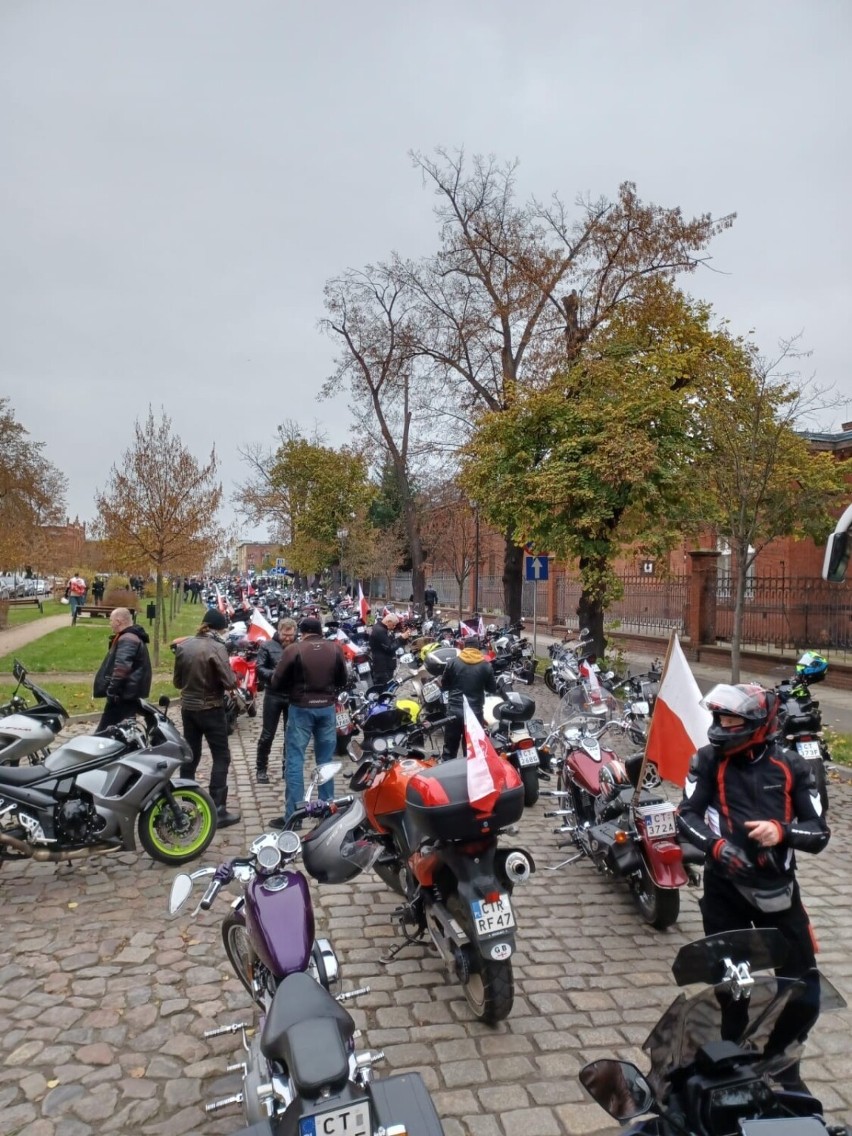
[379,569,852,659]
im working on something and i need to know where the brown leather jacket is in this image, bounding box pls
[173,631,236,711]
[271,634,347,708]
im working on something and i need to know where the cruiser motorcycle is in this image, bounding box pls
[0,699,216,867]
[169,766,445,1136]
[580,927,849,1136]
[543,715,702,929]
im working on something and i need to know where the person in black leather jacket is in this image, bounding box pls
[440,638,498,759]
[677,683,830,1092]
[254,618,297,784]
[93,608,152,732]
[369,614,409,685]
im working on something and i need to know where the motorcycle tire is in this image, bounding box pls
[447,896,514,1024]
[138,786,217,865]
[334,732,350,757]
[247,702,257,719]
[520,765,539,808]
[222,911,259,1003]
[632,863,680,931]
[544,667,557,694]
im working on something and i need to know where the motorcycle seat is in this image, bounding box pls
[0,764,55,786]
[261,972,354,1094]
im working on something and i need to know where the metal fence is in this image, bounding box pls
[380,569,852,659]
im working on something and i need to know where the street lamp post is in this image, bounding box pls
[336,528,349,592]
[468,500,480,615]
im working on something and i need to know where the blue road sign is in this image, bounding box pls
[525,554,549,582]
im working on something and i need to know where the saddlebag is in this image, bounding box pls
[405,758,524,843]
[370,1071,445,1136]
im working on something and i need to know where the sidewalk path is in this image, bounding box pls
[0,614,70,657]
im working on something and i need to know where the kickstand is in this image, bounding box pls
[380,937,424,964]
[542,852,584,871]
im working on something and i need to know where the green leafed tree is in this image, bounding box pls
[696,341,847,680]
[236,422,374,582]
[460,285,737,654]
[93,409,222,664]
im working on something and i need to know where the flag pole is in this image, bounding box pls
[631,629,677,804]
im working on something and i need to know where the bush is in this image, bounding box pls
[103,588,139,611]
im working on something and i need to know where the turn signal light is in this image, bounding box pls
[614,830,629,845]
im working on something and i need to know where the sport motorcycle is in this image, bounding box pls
[0,699,217,867]
[0,660,69,766]
[580,927,849,1136]
[303,723,535,1024]
[543,715,702,929]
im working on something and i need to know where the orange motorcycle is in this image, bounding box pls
[300,724,536,1024]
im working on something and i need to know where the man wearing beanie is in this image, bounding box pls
[172,608,241,828]
[269,616,347,826]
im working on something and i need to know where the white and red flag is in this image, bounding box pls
[477,615,485,638]
[358,582,370,624]
[579,659,603,702]
[643,633,712,785]
[247,608,275,643]
[459,620,476,639]
[463,697,502,813]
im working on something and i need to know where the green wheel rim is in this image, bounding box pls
[146,790,214,858]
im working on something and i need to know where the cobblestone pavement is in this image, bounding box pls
[2,693,851,1136]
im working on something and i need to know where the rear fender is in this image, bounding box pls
[640,836,688,888]
[436,842,517,959]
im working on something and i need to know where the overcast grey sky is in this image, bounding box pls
[2,0,850,539]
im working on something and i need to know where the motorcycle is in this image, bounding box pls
[0,698,217,867]
[776,651,832,814]
[0,659,69,765]
[229,641,259,727]
[484,687,542,807]
[543,715,702,929]
[580,927,849,1136]
[305,721,535,1024]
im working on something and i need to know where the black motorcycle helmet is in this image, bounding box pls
[703,683,779,757]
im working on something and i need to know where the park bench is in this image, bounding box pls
[5,596,44,613]
[77,606,138,623]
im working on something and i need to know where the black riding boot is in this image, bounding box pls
[211,786,241,829]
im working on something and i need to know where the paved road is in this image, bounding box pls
[2,685,851,1136]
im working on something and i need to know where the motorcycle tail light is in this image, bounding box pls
[654,841,682,864]
[516,737,535,749]
[484,890,501,905]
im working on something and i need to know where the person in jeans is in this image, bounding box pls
[255,617,297,784]
[172,608,241,828]
[269,616,347,826]
[67,572,87,625]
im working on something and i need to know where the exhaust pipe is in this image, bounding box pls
[503,850,532,884]
[0,834,121,863]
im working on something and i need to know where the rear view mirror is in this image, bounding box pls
[823,503,852,582]
[580,1060,654,1121]
[168,874,194,916]
[316,761,342,786]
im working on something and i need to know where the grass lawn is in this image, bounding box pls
[825,727,852,767]
[0,601,207,674]
[0,678,182,716]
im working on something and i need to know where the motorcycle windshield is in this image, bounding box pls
[642,973,846,1098]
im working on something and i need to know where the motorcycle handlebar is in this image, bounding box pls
[199,879,222,911]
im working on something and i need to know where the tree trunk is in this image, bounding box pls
[457,577,464,619]
[153,570,163,667]
[502,536,523,624]
[577,556,607,658]
[402,497,425,610]
[730,550,749,683]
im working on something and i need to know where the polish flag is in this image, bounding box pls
[463,697,502,813]
[643,633,712,786]
[579,659,603,702]
[358,582,370,624]
[459,620,476,638]
[477,615,485,638]
[247,608,275,642]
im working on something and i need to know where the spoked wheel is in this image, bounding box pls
[222,911,259,1002]
[447,896,514,1024]
[632,862,680,930]
[138,786,217,865]
[544,668,557,694]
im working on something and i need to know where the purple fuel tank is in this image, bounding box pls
[244,871,314,978]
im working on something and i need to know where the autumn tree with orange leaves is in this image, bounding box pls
[94,410,222,663]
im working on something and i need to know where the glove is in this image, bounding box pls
[712,839,754,880]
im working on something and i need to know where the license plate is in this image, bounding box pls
[796,740,821,759]
[357,662,371,674]
[422,680,441,702]
[471,893,515,937]
[637,803,677,839]
[299,1100,371,1136]
[521,647,532,657]
[335,711,351,730]
[516,748,539,767]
